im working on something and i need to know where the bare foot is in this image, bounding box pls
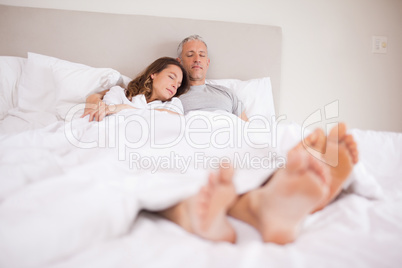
[302,123,359,211]
[159,164,237,243]
[186,164,237,243]
[245,146,330,244]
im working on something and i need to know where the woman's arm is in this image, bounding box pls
[86,103,137,122]
[81,89,109,121]
[82,87,137,121]
[154,108,182,115]
[107,104,137,115]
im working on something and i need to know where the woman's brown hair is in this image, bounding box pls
[126,57,189,102]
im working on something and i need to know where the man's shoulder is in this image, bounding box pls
[205,83,230,91]
[181,83,235,99]
[205,83,237,99]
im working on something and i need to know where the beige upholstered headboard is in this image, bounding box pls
[0,4,282,113]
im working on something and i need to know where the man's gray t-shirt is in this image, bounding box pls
[179,84,242,116]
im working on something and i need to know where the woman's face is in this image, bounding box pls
[149,65,183,102]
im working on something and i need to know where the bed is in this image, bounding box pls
[1,4,402,268]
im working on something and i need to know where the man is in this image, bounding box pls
[176,35,249,121]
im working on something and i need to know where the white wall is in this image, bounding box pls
[1,0,401,132]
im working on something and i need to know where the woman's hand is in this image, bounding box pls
[106,104,136,116]
[82,102,136,122]
[81,90,109,121]
[81,100,108,122]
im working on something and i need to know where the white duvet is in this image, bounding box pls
[0,108,401,268]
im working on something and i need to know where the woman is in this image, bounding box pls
[82,57,189,121]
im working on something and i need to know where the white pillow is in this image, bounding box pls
[17,52,121,119]
[17,53,58,113]
[0,56,26,120]
[206,77,275,122]
[52,59,121,119]
[121,75,132,88]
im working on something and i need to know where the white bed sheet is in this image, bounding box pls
[0,110,401,268]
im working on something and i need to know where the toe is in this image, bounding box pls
[304,129,318,146]
[343,135,359,163]
[329,122,347,142]
[219,163,234,184]
[352,151,359,164]
[315,128,327,153]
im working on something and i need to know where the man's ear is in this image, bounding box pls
[176,57,182,64]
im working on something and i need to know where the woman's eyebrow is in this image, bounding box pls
[169,72,177,78]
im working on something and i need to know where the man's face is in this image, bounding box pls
[179,40,210,86]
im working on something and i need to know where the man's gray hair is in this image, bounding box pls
[177,34,208,59]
